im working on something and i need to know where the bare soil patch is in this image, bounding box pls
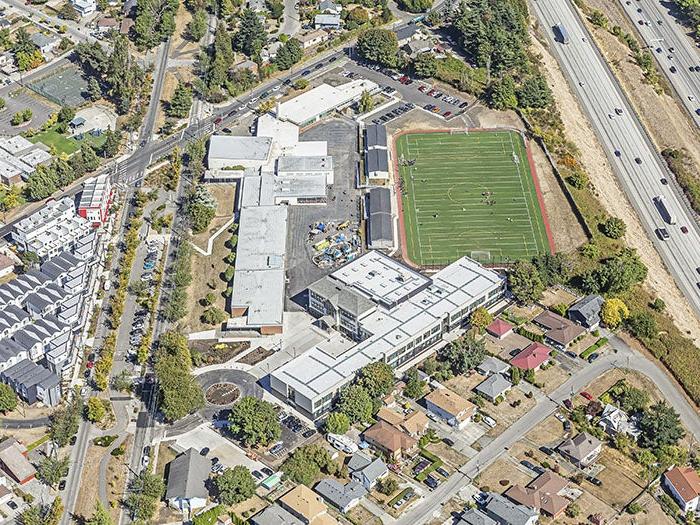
[154,71,179,135]
[230,494,268,518]
[206,383,241,405]
[189,340,250,367]
[425,441,468,468]
[348,504,382,525]
[107,435,133,522]
[540,286,579,308]
[170,4,200,60]
[156,441,177,479]
[239,347,274,366]
[586,448,645,511]
[444,373,484,399]
[617,492,675,525]
[532,26,700,342]
[475,456,533,493]
[74,444,105,519]
[524,414,566,447]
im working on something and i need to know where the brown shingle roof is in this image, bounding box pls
[505,470,570,517]
[425,388,475,421]
[533,310,585,346]
[363,421,417,454]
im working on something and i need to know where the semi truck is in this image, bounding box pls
[654,195,677,225]
[554,23,570,44]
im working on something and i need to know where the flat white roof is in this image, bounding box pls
[208,135,272,164]
[19,149,51,167]
[0,136,33,155]
[256,113,299,150]
[276,80,379,125]
[274,173,327,200]
[286,141,328,157]
[78,174,110,210]
[277,156,333,173]
[272,254,505,401]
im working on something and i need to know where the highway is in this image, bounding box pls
[616,0,700,126]
[530,0,700,318]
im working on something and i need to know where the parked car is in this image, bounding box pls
[587,476,603,486]
[563,399,573,410]
[58,479,66,491]
[269,442,284,455]
[200,447,210,456]
[540,446,554,456]
[424,475,439,489]
[443,437,455,447]
[565,350,577,359]
[587,352,600,363]
[435,467,449,478]
[252,470,264,480]
[413,460,430,474]
[261,467,274,477]
[302,429,316,439]
[7,501,17,510]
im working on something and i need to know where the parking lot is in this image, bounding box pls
[0,88,54,134]
[285,118,362,308]
[260,409,319,466]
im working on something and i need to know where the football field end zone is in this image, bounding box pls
[391,127,556,269]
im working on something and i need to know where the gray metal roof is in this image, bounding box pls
[308,275,376,317]
[360,457,387,483]
[368,211,393,245]
[314,478,366,509]
[368,187,391,215]
[366,148,389,173]
[483,493,538,525]
[395,23,418,41]
[0,305,29,333]
[165,448,210,500]
[250,504,303,525]
[0,339,26,364]
[347,452,372,473]
[477,356,510,375]
[458,509,498,525]
[568,294,604,325]
[365,124,387,149]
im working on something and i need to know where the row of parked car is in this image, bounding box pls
[128,240,163,357]
[370,102,416,125]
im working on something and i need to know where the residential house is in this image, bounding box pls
[261,41,283,62]
[362,421,418,461]
[250,505,304,525]
[30,33,60,58]
[504,470,569,518]
[0,439,35,484]
[0,359,61,406]
[510,342,550,371]
[568,295,604,330]
[279,484,339,525]
[0,484,12,506]
[482,493,539,525]
[347,452,388,490]
[477,356,510,377]
[96,17,119,33]
[165,448,210,511]
[314,14,341,30]
[474,374,512,403]
[485,318,514,340]
[425,387,475,429]
[319,0,342,14]
[297,29,328,50]
[0,255,13,279]
[376,407,428,437]
[395,23,419,45]
[72,0,97,16]
[598,404,640,438]
[533,310,586,349]
[557,432,602,467]
[314,479,366,513]
[403,38,432,57]
[663,466,700,514]
[78,174,113,226]
[247,0,266,11]
[457,509,497,525]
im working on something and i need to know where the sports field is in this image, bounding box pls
[395,130,551,266]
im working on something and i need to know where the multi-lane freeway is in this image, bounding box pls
[531,0,700,317]
[617,0,700,126]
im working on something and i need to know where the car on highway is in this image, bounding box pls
[314,63,323,69]
[614,150,621,157]
[656,228,670,240]
[634,157,642,164]
[250,96,259,103]
[329,56,337,62]
[661,177,668,184]
[681,226,689,234]
[670,65,677,73]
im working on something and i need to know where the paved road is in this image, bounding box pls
[617,0,700,126]
[277,0,301,37]
[2,0,95,45]
[60,414,92,525]
[531,0,700,319]
[398,336,700,525]
[141,39,172,143]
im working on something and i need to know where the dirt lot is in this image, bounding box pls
[183,185,236,332]
[156,441,177,479]
[189,340,250,367]
[524,414,567,448]
[617,492,675,525]
[170,3,201,61]
[444,373,484,399]
[586,448,646,511]
[4,424,48,448]
[348,504,382,525]
[239,347,274,366]
[426,496,466,525]
[425,441,468,468]
[474,456,533,493]
[580,0,700,178]
[540,286,579,308]
[532,25,700,343]
[566,333,599,356]
[506,303,543,323]
[484,388,536,437]
[537,364,572,393]
[74,444,106,519]
[584,368,666,405]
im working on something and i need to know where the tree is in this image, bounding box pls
[214,466,256,505]
[438,334,485,375]
[397,0,432,12]
[101,129,121,158]
[516,74,553,109]
[600,298,629,328]
[186,8,208,41]
[275,38,303,70]
[37,455,70,488]
[0,383,17,413]
[186,184,217,233]
[470,307,493,333]
[293,78,309,90]
[347,6,370,25]
[601,216,626,239]
[201,307,227,325]
[626,311,657,340]
[412,52,438,78]
[356,362,394,399]
[357,29,398,67]
[87,77,102,101]
[86,502,113,525]
[337,385,373,423]
[233,9,266,56]
[49,398,81,447]
[266,0,284,19]
[81,144,100,172]
[565,503,580,518]
[403,367,426,399]
[166,82,193,118]
[86,396,107,422]
[508,260,544,304]
[58,2,80,20]
[282,445,336,485]
[532,253,575,287]
[359,90,374,112]
[133,0,179,50]
[616,384,649,413]
[154,331,204,421]
[488,75,518,110]
[582,249,647,295]
[325,412,350,434]
[377,476,398,495]
[510,366,521,385]
[228,397,281,447]
[639,402,685,449]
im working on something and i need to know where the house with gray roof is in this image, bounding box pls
[457,508,497,525]
[476,356,510,377]
[483,493,538,525]
[395,23,419,44]
[0,359,60,406]
[347,452,388,490]
[557,432,602,467]
[0,305,30,339]
[474,373,512,403]
[12,314,70,361]
[314,479,366,513]
[250,504,304,525]
[165,448,210,511]
[0,340,28,373]
[568,294,604,330]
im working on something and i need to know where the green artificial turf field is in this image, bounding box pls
[396,130,550,266]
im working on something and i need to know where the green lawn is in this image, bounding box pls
[29,127,107,156]
[396,130,550,266]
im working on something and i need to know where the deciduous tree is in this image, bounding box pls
[228,396,281,447]
[214,466,256,505]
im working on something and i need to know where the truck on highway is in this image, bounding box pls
[553,23,570,44]
[654,195,677,224]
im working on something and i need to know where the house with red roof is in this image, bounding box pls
[664,466,700,513]
[486,319,513,340]
[510,342,550,371]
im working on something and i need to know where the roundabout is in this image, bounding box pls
[205,383,241,406]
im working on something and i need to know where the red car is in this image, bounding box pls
[580,391,593,401]
[399,75,408,83]
[86,361,94,369]
[418,85,427,93]
[443,111,452,118]
[681,226,689,234]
